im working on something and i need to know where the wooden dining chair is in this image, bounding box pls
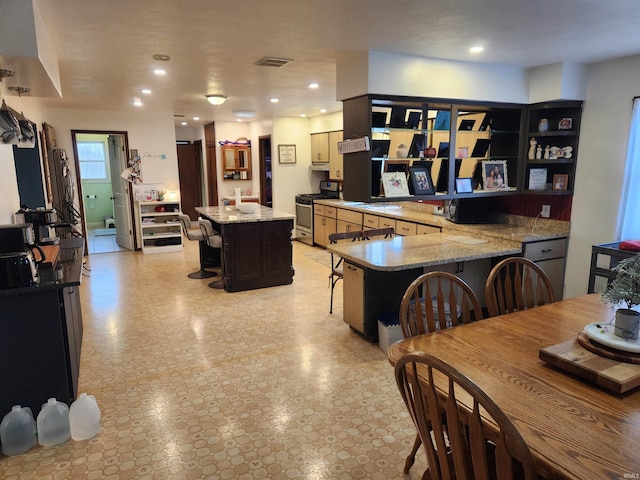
[360,227,395,240]
[485,257,555,318]
[398,271,483,473]
[395,351,537,480]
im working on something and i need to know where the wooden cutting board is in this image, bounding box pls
[33,245,60,268]
[539,337,640,394]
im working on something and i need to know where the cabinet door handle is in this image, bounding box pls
[402,227,410,232]
[541,248,552,253]
[347,265,357,271]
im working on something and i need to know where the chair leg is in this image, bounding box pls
[188,269,217,279]
[404,434,422,473]
[189,241,219,279]
[329,275,335,314]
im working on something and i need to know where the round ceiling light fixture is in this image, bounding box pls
[232,110,256,119]
[205,94,227,105]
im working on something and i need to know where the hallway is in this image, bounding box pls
[0,240,425,479]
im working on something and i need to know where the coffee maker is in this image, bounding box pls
[15,208,59,245]
[0,223,45,289]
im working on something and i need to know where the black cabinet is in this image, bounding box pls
[523,101,583,194]
[342,95,526,202]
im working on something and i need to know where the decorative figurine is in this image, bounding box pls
[544,145,550,159]
[528,137,537,159]
[536,145,542,159]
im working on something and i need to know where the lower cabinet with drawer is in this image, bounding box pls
[314,205,337,247]
[523,237,568,301]
[336,208,363,234]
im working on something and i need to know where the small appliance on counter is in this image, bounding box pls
[0,223,47,290]
[444,197,492,224]
[15,208,59,245]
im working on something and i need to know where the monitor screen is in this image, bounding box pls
[371,139,390,158]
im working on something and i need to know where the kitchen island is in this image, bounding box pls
[196,206,295,292]
[327,233,521,340]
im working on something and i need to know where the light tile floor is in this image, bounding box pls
[0,240,427,479]
[86,227,127,255]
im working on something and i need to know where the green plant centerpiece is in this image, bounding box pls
[601,252,640,340]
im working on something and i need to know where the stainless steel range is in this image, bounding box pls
[295,181,340,245]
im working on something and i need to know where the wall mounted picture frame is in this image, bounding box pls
[381,172,410,197]
[278,144,296,164]
[408,165,435,195]
[553,173,569,191]
[481,160,508,190]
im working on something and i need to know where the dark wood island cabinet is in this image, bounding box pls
[0,238,84,417]
[196,206,295,292]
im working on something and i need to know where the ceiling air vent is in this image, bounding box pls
[254,57,293,67]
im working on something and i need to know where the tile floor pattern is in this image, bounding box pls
[0,241,427,479]
[86,226,127,255]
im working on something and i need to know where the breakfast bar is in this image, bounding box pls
[196,205,295,292]
[327,233,521,340]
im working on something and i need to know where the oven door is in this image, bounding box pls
[295,202,313,245]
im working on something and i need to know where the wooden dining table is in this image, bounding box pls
[387,294,640,480]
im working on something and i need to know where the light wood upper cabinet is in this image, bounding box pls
[329,131,344,180]
[311,133,330,163]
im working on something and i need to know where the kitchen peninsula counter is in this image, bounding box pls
[196,206,295,292]
[313,199,570,243]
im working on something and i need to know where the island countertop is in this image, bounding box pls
[326,233,521,272]
[196,205,295,224]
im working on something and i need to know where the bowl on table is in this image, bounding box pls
[237,203,259,214]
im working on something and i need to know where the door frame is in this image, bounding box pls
[70,130,135,253]
[258,135,272,207]
[204,122,218,206]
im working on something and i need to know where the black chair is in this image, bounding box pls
[198,219,224,289]
[177,213,217,279]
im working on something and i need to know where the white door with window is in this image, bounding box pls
[108,136,133,250]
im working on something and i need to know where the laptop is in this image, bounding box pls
[389,106,408,128]
[459,119,475,131]
[471,139,491,157]
[406,111,421,129]
[437,141,450,158]
[435,158,463,193]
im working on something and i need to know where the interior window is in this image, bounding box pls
[617,98,640,239]
[77,141,108,180]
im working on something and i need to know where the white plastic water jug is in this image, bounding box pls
[0,405,36,455]
[69,393,101,441]
[37,398,71,447]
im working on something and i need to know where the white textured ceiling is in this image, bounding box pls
[6,0,640,125]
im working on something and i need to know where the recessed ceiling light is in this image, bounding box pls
[470,46,484,54]
[192,116,199,121]
[205,94,227,105]
[270,98,279,103]
[236,119,243,122]
[300,114,306,117]
[308,83,319,89]
[133,97,143,107]
[153,68,166,75]
[320,108,327,113]
[181,121,187,126]
[141,88,152,95]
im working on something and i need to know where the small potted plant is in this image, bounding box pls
[601,252,640,339]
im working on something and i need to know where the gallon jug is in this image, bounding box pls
[0,405,36,456]
[69,393,101,441]
[37,398,71,447]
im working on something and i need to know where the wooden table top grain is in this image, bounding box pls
[387,294,640,480]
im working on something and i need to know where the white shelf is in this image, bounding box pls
[136,200,183,254]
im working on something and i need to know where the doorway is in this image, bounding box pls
[176,140,204,220]
[259,135,272,207]
[71,131,133,254]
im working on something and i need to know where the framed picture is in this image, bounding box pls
[553,174,569,191]
[455,177,473,193]
[558,117,573,130]
[481,160,508,190]
[278,144,296,164]
[381,172,410,197]
[408,165,435,195]
[529,168,548,190]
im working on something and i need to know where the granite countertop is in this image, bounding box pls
[196,206,295,224]
[314,199,570,243]
[326,233,521,272]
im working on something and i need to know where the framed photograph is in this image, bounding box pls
[278,144,296,164]
[529,168,548,190]
[455,177,473,193]
[381,172,410,197]
[408,165,435,195]
[481,160,508,190]
[553,174,569,191]
[558,117,573,130]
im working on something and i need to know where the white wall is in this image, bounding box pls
[564,54,640,298]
